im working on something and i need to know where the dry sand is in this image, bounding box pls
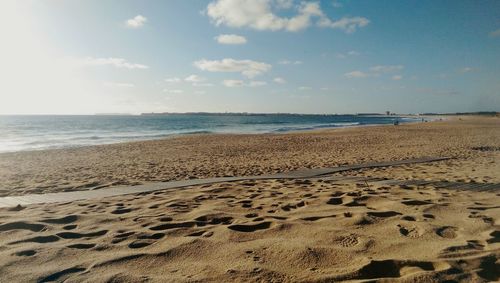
[0,116,499,282]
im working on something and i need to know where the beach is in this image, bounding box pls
[0,116,499,282]
[1,116,499,197]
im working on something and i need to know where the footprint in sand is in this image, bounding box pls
[423,214,435,219]
[186,230,206,237]
[467,205,500,211]
[14,249,37,256]
[41,215,78,224]
[194,214,233,225]
[38,267,86,283]
[114,231,135,239]
[227,221,272,232]
[336,234,360,247]
[440,240,486,258]
[137,232,165,240]
[401,200,433,206]
[486,230,500,244]
[0,221,46,233]
[345,196,370,207]
[11,235,60,244]
[326,197,343,205]
[281,201,306,211]
[245,213,259,218]
[111,208,133,214]
[436,226,458,239]
[56,230,108,239]
[237,200,253,208]
[63,224,78,230]
[367,211,402,218]
[469,213,495,225]
[401,216,416,221]
[300,214,336,221]
[67,243,96,249]
[397,224,422,238]
[128,240,154,249]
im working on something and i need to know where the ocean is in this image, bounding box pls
[0,114,423,153]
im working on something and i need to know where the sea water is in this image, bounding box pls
[0,114,422,153]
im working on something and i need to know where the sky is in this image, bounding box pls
[0,0,499,115]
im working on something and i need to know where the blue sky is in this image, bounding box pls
[0,0,499,114]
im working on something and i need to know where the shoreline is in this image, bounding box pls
[0,115,438,156]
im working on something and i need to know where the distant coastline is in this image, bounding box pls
[139,111,498,117]
[420,111,499,116]
[139,112,396,116]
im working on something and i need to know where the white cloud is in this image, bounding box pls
[489,28,500,37]
[249,80,267,87]
[299,86,312,90]
[347,50,360,56]
[165,77,181,83]
[273,77,286,84]
[370,65,404,73]
[163,89,184,94]
[345,65,404,79]
[222,80,266,87]
[318,16,369,33]
[206,0,369,33]
[194,90,206,95]
[278,60,302,65]
[222,79,244,87]
[184,74,206,83]
[344,71,369,78]
[165,75,211,86]
[458,67,473,73]
[103,82,135,88]
[215,34,247,44]
[194,58,271,78]
[126,15,147,28]
[75,57,149,69]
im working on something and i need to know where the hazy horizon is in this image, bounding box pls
[0,110,495,117]
[1,0,499,115]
